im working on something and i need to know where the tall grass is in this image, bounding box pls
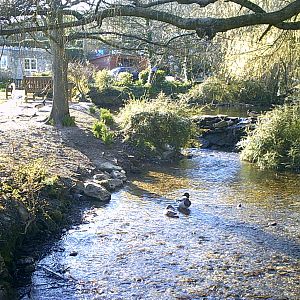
[239,104,300,170]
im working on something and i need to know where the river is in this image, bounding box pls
[20,149,300,300]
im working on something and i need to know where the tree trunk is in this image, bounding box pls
[48,6,70,126]
[48,38,69,125]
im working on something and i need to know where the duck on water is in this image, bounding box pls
[164,193,191,218]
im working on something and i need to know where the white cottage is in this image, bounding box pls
[0,46,52,82]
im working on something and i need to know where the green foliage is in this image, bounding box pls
[0,80,9,91]
[89,105,97,114]
[239,104,300,170]
[188,76,276,105]
[88,68,190,108]
[139,69,149,84]
[62,115,76,127]
[150,80,191,97]
[151,70,166,86]
[94,69,113,92]
[92,120,114,144]
[118,93,194,155]
[0,159,59,213]
[116,72,133,86]
[99,108,114,126]
[88,86,125,108]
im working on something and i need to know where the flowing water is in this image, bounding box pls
[23,150,300,300]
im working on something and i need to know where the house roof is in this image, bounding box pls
[89,53,142,61]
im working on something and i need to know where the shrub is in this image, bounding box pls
[68,62,94,101]
[188,76,277,105]
[151,70,166,86]
[88,86,125,108]
[92,120,114,144]
[99,108,114,126]
[118,94,194,155]
[94,69,113,92]
[62,115,76,127]
[139,69,150,84]
[0,158,59,215]
[239,104,300,170]
[117,72,133,86]
[89,105,97,114]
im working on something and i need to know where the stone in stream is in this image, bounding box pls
[111,170,127,182]
[96,161,123,172]
[83,181,111,201]
[97,179,124,191]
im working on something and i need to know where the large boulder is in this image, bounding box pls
[83,181,111,201]
[96,161,123,172]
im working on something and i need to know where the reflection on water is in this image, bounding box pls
[27,149,300,300]
[201,106,268,117]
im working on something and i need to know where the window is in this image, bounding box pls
[24,58,37,71]
[0,55,8,69]
[117,57,135,67]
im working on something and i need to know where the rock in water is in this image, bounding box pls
[83,181,111,201]
[96,161,123,172]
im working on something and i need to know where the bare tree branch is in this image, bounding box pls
[0,0,299,38]
[226,0,265,14]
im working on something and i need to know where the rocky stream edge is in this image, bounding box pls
[0,101,256,299]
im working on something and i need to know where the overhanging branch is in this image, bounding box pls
[0,1,299,38]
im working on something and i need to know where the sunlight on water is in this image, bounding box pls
[28,149,300,300]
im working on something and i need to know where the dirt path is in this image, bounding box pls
[0,98,131,179]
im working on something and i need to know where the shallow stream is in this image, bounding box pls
[22,149,300,299]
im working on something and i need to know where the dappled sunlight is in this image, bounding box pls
[131,170,190,198]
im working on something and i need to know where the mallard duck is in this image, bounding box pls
[164,204,179,218]
[177,192,191,209]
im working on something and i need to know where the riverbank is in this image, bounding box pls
[0,99,140,299]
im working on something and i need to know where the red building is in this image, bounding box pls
[89,53,148,71]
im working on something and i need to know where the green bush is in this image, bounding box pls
[99,108,114,126]
[150,80,191,97]
[188,76,277,105]
[68,62,93,101]
[88,86,125,108]
[139,69,150,84]
[152,70,166,86]
[239,104,300,170]
[94,69,113,92]
[0,158,59,214]
[117,72,133,86]
[89,106,97,114]
[62,115,76,127]
[118,94,194,155]
[92,120,114,144]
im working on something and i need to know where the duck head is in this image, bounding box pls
[183,192,190,198]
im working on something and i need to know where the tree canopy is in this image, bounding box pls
[1,1,299,40]
[0,0,299,124]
